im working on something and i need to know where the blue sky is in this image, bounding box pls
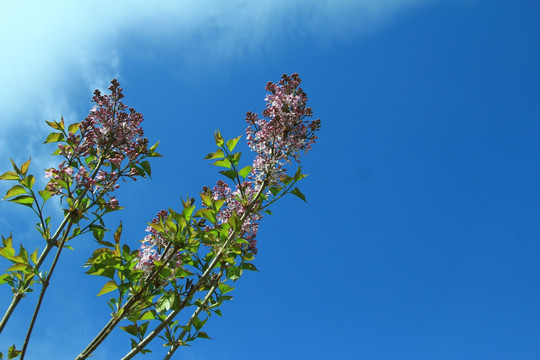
[1,1,540,359]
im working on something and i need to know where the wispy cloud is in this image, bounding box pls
[0,0,438,157]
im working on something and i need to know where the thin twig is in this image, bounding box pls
[20,220,74,360]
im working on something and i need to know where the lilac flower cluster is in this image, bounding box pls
[80,79,148,163]
[135,210,170,274]
[246,73,321,186]
[211,180,261,254]
[45,80,150,207]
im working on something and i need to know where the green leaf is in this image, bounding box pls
[149,140,160,152]
[280,174,293,185]
[140,160,151,178]
[10,159,20,175]
[96,280,118,296]
[0,273,12,285]
[8,195,34,207]
[294,166,308,181]
[192,315,206,331]
[0,171,19,180]
[3,185,26,200]
[7,263,29,272]
[226,135,242,152]
[156,293,177,312]
[30,248,38,265]
[204,149,225,160]
[218,284,235,294]
[44,132,65,144]
[139,321,149,337]
[140,311,155,321]
[195,209,216,223]
[7,344,21,359]
[20,158,31,176]
[18,244,29,263]
[197,331,212,339]
[242,263,259,272]
[22,175,35,189]
[68,122,81,134]
[228,213,240,230]
[45,119,64,131]
[90,225,105,242]
[230,152,242,166]
[214,130,224,147]
[291,187,307,202]
[269,186,282,196]
[227,266,242,281]
[200,193,213,207]
[39,190,52,202]
[219,170,237,180]
[212,158,231,168]
[120,324,139,336]
[0,247,15,260]
[183,205,195,220]
[3,235,13,248]
[114,222,122,245]
[238,166,252,179]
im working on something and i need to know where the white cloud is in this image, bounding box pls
[0,0,440,159]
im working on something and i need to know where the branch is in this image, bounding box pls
[163,272,222,360]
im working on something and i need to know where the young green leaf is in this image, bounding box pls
[8,195,34,207]
[140,161,151,177]
[22,175,35,189]
[30,248,38,265]
[140,311,155,321]
[242,263,259,272]
[120,324,139,337]
[3,185,26,200]
[197,331,212,339]
[149,140,160,152]
[226,135,242,152]
[44,132,65,144]
[218,284,235,295]
[114,222,123,246]
[20,158,31,176]
[68,122,81,134]
[39,190,52,202]
[0,273,12,285]
[219,169,237,181]
[214,129,224,147]
[204,149,225,160]
[97,280,118,296]
[0,171,19,180]
[212,158,231,168]
[200,192,213,207]
[0,247,15,260]
[294,167,308,181]
[238,166,252,179]
[291,187,307,202]
[10,159,20,175]
[6,263,29,272]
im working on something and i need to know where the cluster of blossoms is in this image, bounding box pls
[211,180,262,254]
[246,73,321,186]
[135,210,177,274]
[79,79,148,163]
[45,80,150,208]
